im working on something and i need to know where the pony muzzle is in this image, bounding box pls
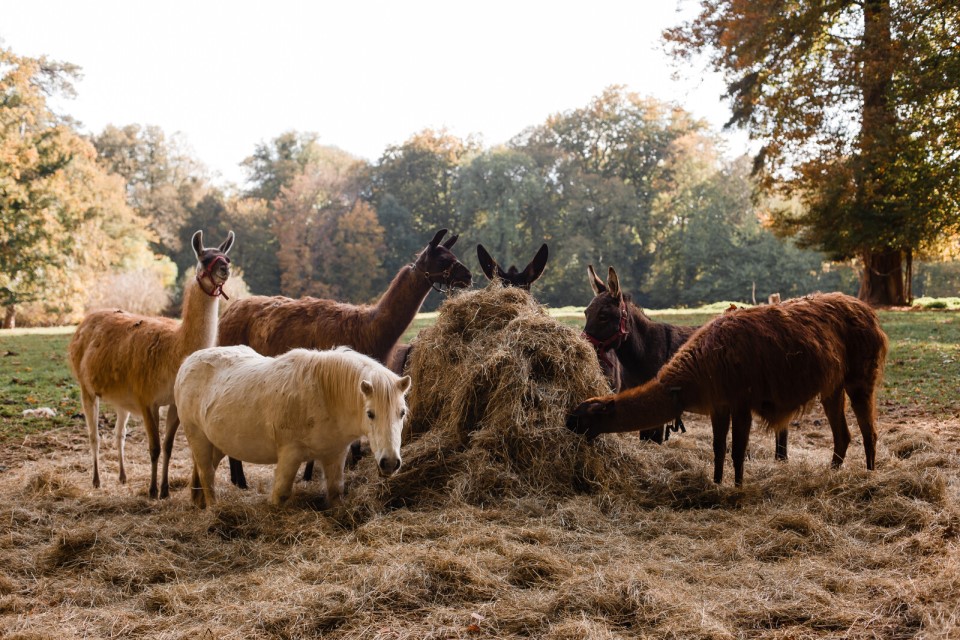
[377,455,402,476]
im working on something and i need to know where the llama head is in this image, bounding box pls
[192,230,235,294]
[360,373,411,477]
[476,243,549,291]
[413,228,472,290]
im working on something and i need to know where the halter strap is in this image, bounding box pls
[412,262,455,293]
[196,255,230,299]
[582,297,629,366]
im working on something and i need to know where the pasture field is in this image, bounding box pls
[0,307,959,638]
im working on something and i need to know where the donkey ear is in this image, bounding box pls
[521,243,549,284]
[428,229,448,249]
[607,267,621,299]
[587,264,606,295]
[477,244,498,281]
[360,380,374,397]
[397,375,412,394]
[191,230,204,258]
[218,230,235,254]
[442,233,459,249]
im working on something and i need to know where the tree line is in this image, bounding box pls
[3,0,958,326]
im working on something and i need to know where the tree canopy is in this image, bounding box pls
[665,0,960,305]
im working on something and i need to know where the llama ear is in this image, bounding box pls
[477,244,498,281]
[607,267,621,299]
[397,375,412,394]
[442,233,459,249]
[588,265,606,295]
[521,243,549,284]
[360,380,374,397]
[191,230,204,259]
[428,229,448,249]
[218,230,235,255]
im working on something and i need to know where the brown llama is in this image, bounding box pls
[68,230,235,498]
[220,228,472,488]
[581,265,789,458]
[568,292,887,486]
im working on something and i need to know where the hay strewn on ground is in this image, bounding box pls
[1,289,959,638]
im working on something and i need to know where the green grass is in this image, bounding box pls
[0,327,80,444]
[3,306,957,446]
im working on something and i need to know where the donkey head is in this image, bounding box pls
[192,230,235,297]
[476,243,549,291]
[582,265,628,382]
[413,229,472,290]
[361,373,412,477]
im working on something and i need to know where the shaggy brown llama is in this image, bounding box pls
[219,228,471,488]
[581,265,790,458]
[68,230,235,498]
[568,292,887,486]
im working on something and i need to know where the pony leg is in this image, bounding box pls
[81,388,101,489]
[821,388,850,468]
[141,404,162,499]
[847,386,879,471]
[115,409,130,485]
[711,410,730,484]
[320,450,349,508]
[271,454,302,506]
[774,430,788,462]
[159,404,179,499]
[228,458,248,490]
[730,407,752,487]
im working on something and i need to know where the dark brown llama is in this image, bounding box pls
[68,230,234,498]
[568,292,887,486]
[219,228,472,488]
[477,243,548,290]
[581,265,790,458]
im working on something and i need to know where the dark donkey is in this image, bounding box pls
[221,228,472,489]
[580,265,788,459]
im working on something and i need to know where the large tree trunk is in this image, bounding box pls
[3,305,15,329]
[859,248,907,306]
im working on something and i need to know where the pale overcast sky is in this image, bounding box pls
[2,0,748,187]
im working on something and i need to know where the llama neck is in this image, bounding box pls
[365,265,432,356]
[602,380,692,434]
[177,277,220,356]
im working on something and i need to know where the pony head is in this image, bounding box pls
[360,373,412,476]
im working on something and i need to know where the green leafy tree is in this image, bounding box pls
[666,0,960,305]
[0,47,153,327]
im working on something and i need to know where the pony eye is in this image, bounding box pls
[367,410,375,419]
[400,409,406,419]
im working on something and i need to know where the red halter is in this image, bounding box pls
[196,255,230,299]
[581,297,628,366]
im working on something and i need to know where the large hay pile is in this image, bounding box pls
[343,282,640,518]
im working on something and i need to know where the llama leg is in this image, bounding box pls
[847,387,879,471]
[730,407,753,487]
[228,458,248,490]
[821,388,850,468]
[711,410,730,484]
[271,454,302,506]
[775,429,788,462]
[191,461,205,509]
[114,409,130,485]
[183,420,215,508]
[302,460,315,482]
[141,404,162,499]
[159,404,179,499]
[81,388,101,489]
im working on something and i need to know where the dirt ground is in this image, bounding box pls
[1,403,958,639]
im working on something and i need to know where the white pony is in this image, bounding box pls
[174,345,411,508]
